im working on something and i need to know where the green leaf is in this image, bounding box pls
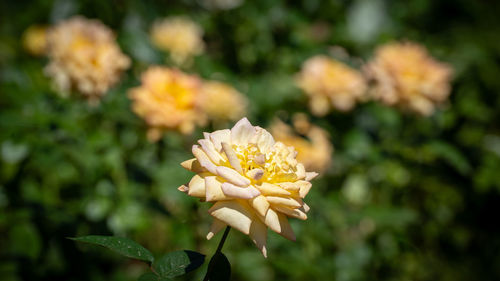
[70,235,154,263]
[152,250,205,278]
[207,252,231,281]
[137,273,171,281]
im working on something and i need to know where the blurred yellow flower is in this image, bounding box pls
[296,55,367,116]
[200,81,248,122]
[150,16,204,65]
[128,66,207,140]
[270,114,332,173]
[45,16,130,103]
[179,118,318,257]
[22,25,48,56]
[364,41,453,115]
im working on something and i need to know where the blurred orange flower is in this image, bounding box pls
[22,25,48,56]
[179,118,318,257]
[270,114,333,173]
[296,55,367,116]
[200,81,248,123]
[44,16,130,103]
[364,41,453,115]
[128,67,207,140]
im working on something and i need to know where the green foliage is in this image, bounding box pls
[1,0,500,281]
[71,236,155,263]
[206,252,231,281]
[152,251,205,279]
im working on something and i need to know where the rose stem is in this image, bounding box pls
[202,226,231,281]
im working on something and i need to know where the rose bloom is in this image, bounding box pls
[44,17,130,103]
[270,114,332,173]
[150,17,204,65]
[296,55,367,116]
[128,66,207,141]
[179,118,318,257]
[364,41,453,115]
[22,25,48,56]
[200,81,248,122]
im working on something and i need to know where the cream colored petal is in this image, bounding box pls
[277,182,301,192]
[266,196,302,208]
[264,207,281,233]
[208,201,253,235]
[296,163,306,180]
[277,213,296,241]
[178,185,188,193]
[249,195,270,217]
[192,145,218,174]
[256,182,291,196]
[207,219,226,240]
[273,205,307,220]
[301,202,310,213]
[216,166,250,187]
[299,181,312,198]
[305,172,319,181]
[251,128,275,153]
[205,176,229,202]
[221,182,260,199]
[221,142,243,173]
[188,174,206,197]
[246,168,264,180]
[249,219,268,258]
[180,158,206,173]
[199,139,225,164]
[231,117,256,145]
[210,129,231,151]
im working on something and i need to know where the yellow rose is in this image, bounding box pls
[179,118,318,257]
[128,66,207,140]
[364,41,453,115]
[200,81,248,122]
[296,55,367,116]
[22,25,48,56]
[44,16,130,102]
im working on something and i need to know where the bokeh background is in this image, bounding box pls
[2,0,500,280]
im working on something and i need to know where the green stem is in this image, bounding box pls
[202,226,231,281]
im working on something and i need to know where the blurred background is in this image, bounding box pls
[1,0,500,280]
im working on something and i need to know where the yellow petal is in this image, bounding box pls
[222,142,243,173]
[192,145,217,174]
[249,195,270,217]
[221,182,260,199]
[199,139,224,164]
[264,208,281,233]
[209,201,253,235]
[277,182,301,192]
[207,219,226,240]
[251,128,275,153]
[266,196,302,208]
[249,219,268,258]
[256,182,291,196]
[277,213,296,241]
[231,117,256,145]
[301,202,310,213]
[178,185,188,193]
[216,166,250,187]
[210,129,231,151]
[205,176,229,202]
[305,172,319,181]
[273,205,307,220]
[188,174,206,197]
[296,163,306,180]
[298,181,312,198]
[246,168,264,180]
[180,158,205,173]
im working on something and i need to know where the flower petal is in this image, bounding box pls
[249,195,270,217]
[231,117,256,145]
[199,139,225,164]
[216,166,250,187]
[180,158,205,173]
[188,174,206,197]
[305,172,319,181]
[205,176,229,202]
[222,142,243,173]
[192,145,218,174]
[251,128,275,153]
[221,182,260,199]
[266,196,302,208]
[264,208,281,233]
[249,219,268,258]
[206,219,226,240]
[209,201,253,235]
[210,129,231,151]
[256,182,291,196]
[298,181,312,198]
[273,205,307,220]
[295,163,306,180]
[277,213,296,241]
